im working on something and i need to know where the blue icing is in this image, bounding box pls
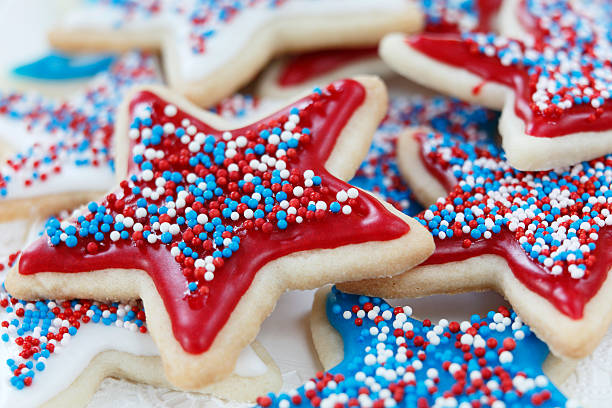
[259,287,573,407]
[13,53,115,80]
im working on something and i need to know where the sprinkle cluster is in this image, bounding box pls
[257,287,573,407]
[210,93,259,120]
[0,288,147,390]
[87,0,290,54]
[463,0,612,117]
[351,95,497,215]
[1,287,147,390]
[417,129,612,279]
[422,0,499,32]
[45,85,358,295]
[0,52,159,197]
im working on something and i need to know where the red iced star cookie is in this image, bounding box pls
[340,121,612,359]
[379,0,612,170]
[6,78,433,389]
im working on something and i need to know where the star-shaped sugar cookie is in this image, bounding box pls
[256,287,577,408]
[0,51,160,222]
[50,0,422,107]
[380,0,612,170]
[6,78,434,389]
[340,114,612,359]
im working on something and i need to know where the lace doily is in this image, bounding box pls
[87,370,307,408]
[88,379,246,408]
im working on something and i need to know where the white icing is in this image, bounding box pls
[0,320,158,408]
[0,219,32,255]
[2,163,114,200]
[0,113,52,152]
[61,0,409,81]
[0,115,115,198]
[0,297,267,408]
[63,5,140,31]
[0,109,115,200]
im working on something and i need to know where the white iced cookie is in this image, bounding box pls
[49,0,422,106]
[0,52,161,221]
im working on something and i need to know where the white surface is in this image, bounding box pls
[0,2,608,408]
[0,1,60,69]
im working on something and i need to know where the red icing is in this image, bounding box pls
[474,0,503,31]
[414,132,457,193]
[278,48,378,87]
[416,133,612,318]
[423,229,612,319]
[19,79,411,354]
[409,35,612,138]
[408,0,612,140]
